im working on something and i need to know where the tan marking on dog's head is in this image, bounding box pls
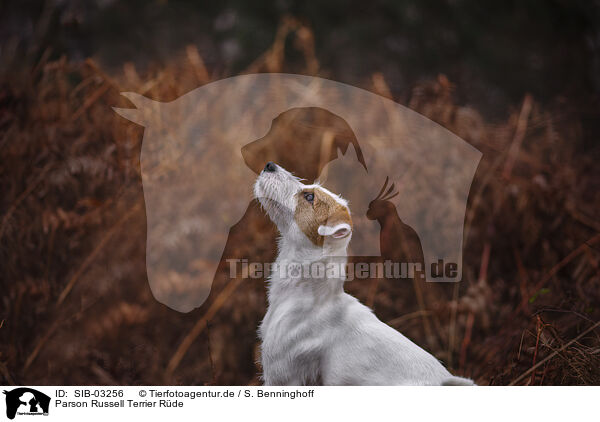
[294,186,352,246]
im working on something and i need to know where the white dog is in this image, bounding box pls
[254,161,474,386]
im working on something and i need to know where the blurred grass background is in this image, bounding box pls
[1,0,599,385]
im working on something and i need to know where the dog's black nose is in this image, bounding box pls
[264,161,277,172]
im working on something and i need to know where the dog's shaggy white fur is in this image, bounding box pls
[254,162,474,386]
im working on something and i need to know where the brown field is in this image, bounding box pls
[1,18,599,386]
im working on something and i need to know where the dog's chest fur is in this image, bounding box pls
[258,265,345,386]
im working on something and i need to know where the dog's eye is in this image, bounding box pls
[304,192,314,203]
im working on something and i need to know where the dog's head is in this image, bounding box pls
[254,162,353,255]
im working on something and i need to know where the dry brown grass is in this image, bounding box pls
[1,21,599,385]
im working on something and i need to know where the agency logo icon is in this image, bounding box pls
[3,388,50,420]
[114,74,482,312]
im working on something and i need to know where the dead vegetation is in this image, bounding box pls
[1,20,599,386]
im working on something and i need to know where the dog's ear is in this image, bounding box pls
[317,197,353,240]
[318,222,352,239]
